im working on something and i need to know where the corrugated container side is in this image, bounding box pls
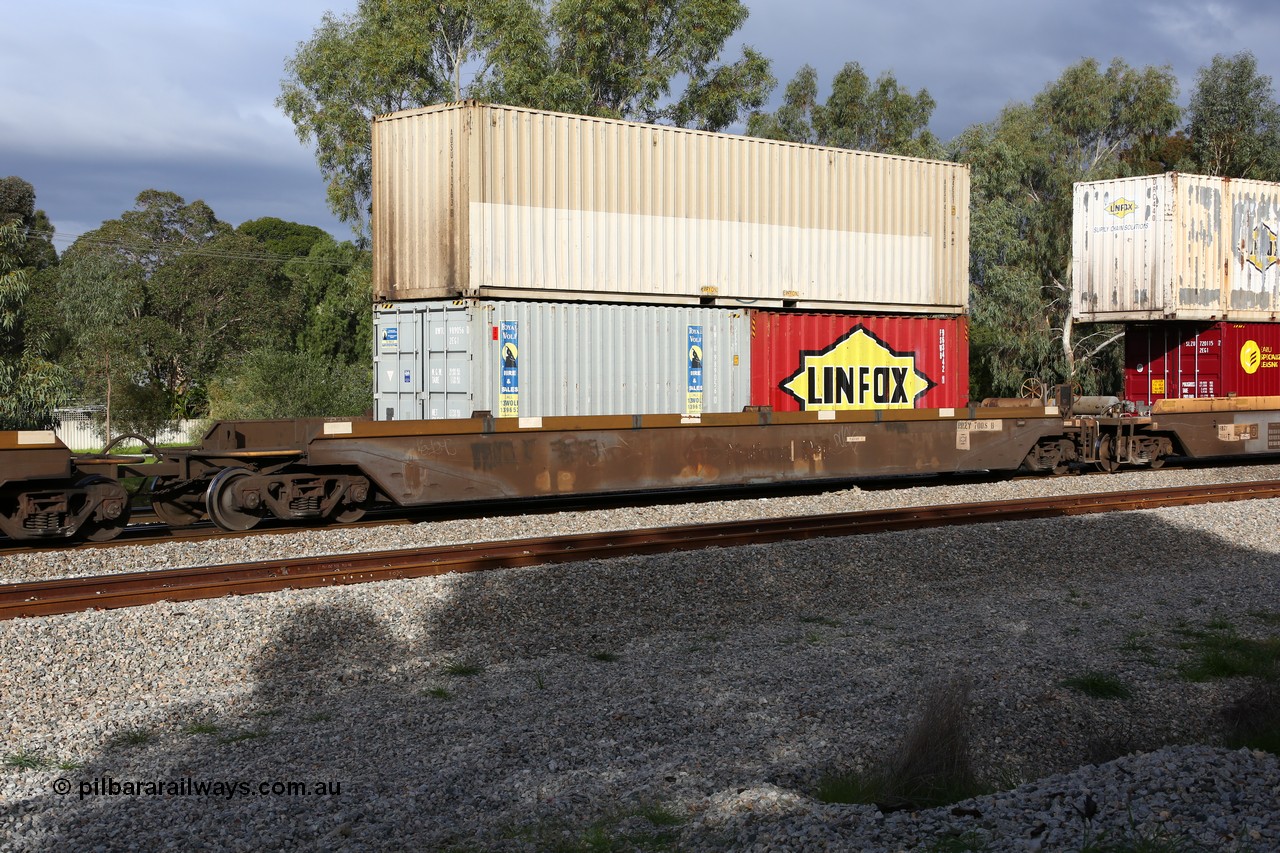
[1073,173,1280,322]
[1124,322,1280,403]
[373,300,751,419]
[748,311,969,411]
[373,102,969,313]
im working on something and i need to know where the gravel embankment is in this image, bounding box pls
[1,466,1279,851]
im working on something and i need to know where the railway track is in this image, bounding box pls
[4,479,1279,621]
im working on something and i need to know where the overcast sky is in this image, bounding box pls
[3,1,1278,248]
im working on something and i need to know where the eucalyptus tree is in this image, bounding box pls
[206,235,374,420]
[279,0,772,234]
[0,220,71,428]
[0,179,70,429]
[955,58,1180,397]
[1186,51,1280,181]
[747,62,939,158]
[58,191,302,429]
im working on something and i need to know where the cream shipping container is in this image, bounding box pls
[1073,172,1280,323]
[372,101,970,314]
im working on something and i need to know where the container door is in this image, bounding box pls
[1177,325,1222,398]
[424,303,475,419]
[1125,325,1168,404]
[373,307,423,421]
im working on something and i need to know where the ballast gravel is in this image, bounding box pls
[0,464,1279,851]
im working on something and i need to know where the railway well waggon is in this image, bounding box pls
[7,105,1280,545]
[4,393,1280,542]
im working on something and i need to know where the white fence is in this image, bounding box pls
[53,410,206,452]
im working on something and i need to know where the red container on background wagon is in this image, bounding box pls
[749,312,969,412]
[1125,322,1280,403]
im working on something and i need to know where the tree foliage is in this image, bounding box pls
[279,0,772,232]
[1186,51,1280,181]
[285,236,372,365]
[0,177,57,271]
[0,181,70,429]
[207,349,371,420]
[748,63,939,157]
[237,217,330,258]
[57,192,312,426]
[955,58,1180,398]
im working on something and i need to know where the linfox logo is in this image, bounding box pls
[1246,224,1279,272]
[1106,198,1137,219]
[780,326,934,410]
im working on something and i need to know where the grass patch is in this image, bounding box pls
[304,712,333,723]
[817,677,990,811]
[3,751,49,770]
[1222,681,1280,755]
[1078,823,1208,852]
[1171,620,1280,755]
[1176,628,1280,682]
[183,722,220,735]
[533,673,547,690]
[589,651,619,662]
[443,660,485,677]
[109,729,153,747]
[507,801,686,852]
[1119,631,1159,666]
[634,802,684,827]
[799,615,842,628]
[424,686,453,700]
[1061,672,1133,700]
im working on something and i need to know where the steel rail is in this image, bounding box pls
[4,480,1279,620]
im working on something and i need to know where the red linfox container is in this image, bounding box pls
[1125,322,1280,403]
[749,312,969,411]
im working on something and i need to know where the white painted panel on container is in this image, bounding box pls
[469,203,935,307]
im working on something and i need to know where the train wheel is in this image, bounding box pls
[149,478,206,527]
[1095,436,1121,474]
[206,468,264,532]
[152,497,205,527]
[333,504,367,524]
[77,476,132,542]
[1148,455,1167,470]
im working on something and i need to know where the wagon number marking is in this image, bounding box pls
[956,419,1002,451]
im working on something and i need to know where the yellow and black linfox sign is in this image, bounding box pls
[1106,197,1137,219]
[780,325,934,410]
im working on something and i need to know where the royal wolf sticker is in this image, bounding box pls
[779,325,935,410]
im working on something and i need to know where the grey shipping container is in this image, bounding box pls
[372,101,970,314]
[374,300,751,420]
[1073,172,1280,323]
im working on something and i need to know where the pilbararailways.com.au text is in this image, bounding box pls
[52,775,343,800]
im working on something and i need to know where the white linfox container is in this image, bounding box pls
[1073,172,1280,323]
[373,300,751,420]
[372,102,970,314]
